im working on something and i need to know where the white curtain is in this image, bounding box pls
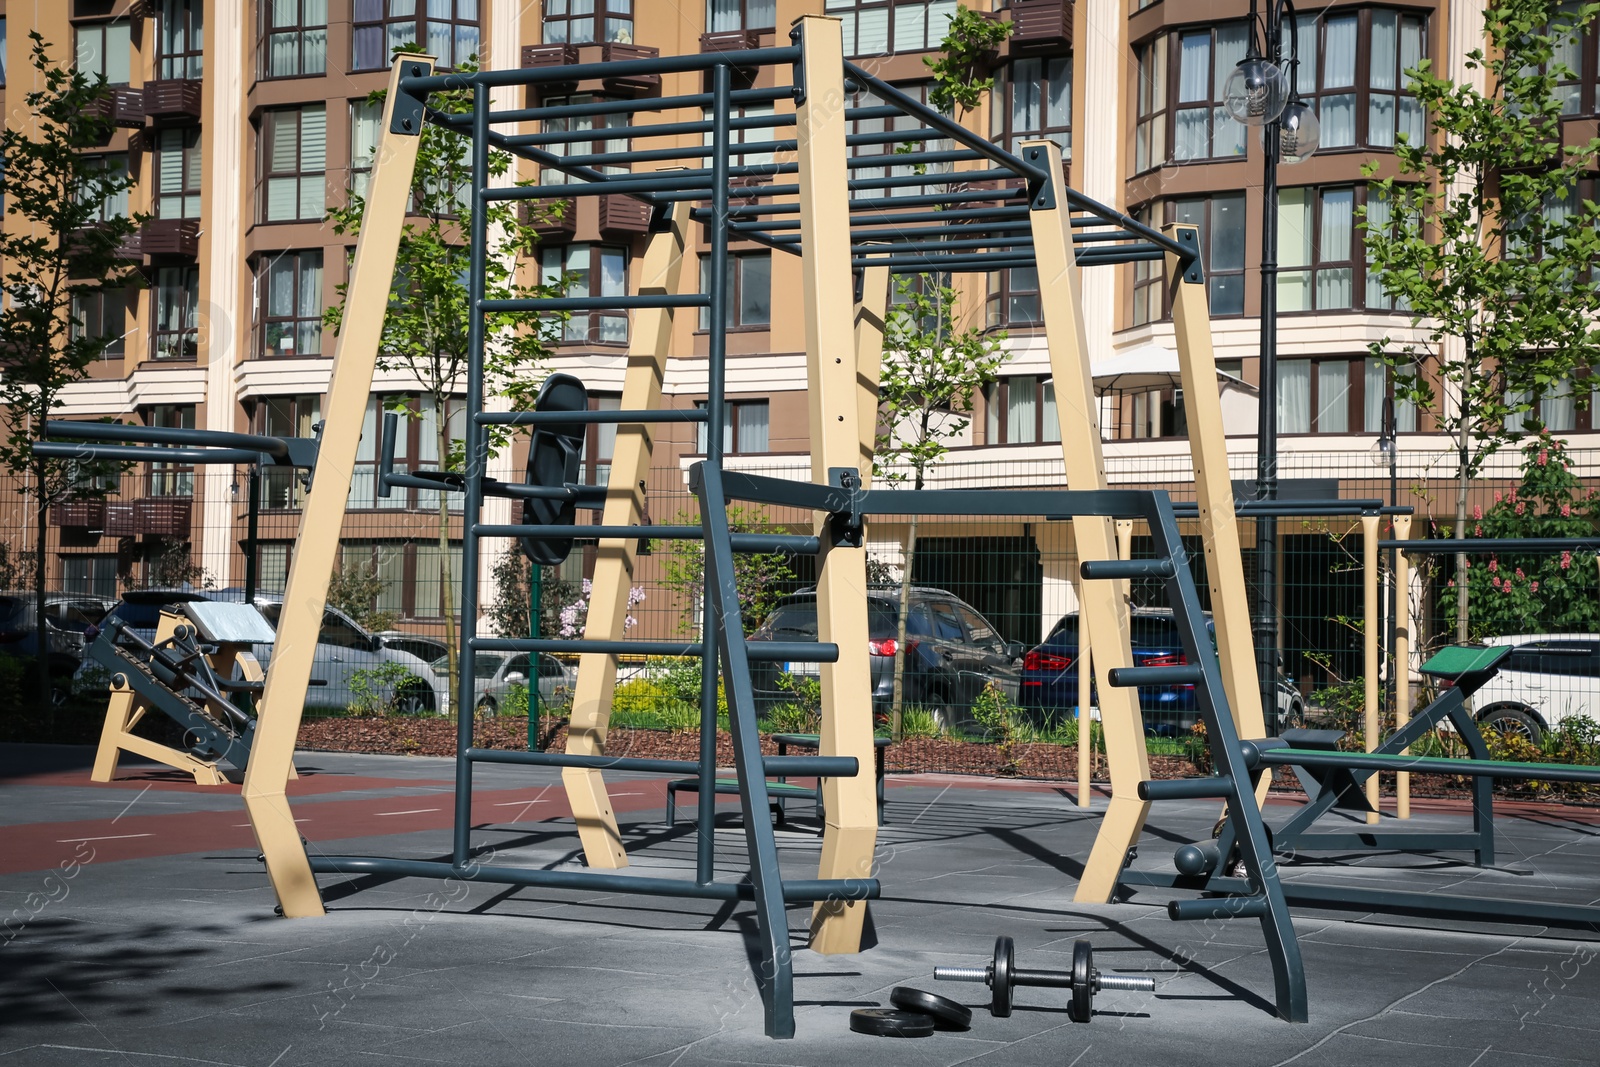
[737,402,769,453]
[1178,33,1210,103]
[1042,382,1060,443]
[1317,361,1349,432]
[1543,380,1576,431]
[1324,15,1357,87]
[1278,360,1311,434]
[1317,188,1354,309]
[1320,94,1355,147]
[1277,189,1312,312]
[1369,10,1397,89]
[1008,376,1038,444]
[708,0,738,32]
[1364,359,1387,432]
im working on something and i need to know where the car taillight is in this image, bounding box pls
[1143,652,1188,668]
[1024,650,1073,672]
[869,638,897,657]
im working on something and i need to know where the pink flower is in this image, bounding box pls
[1491,575,1502,589]
[1503,583,1512,595]
[1447,579,1456,588]
[1562,503,1572,517]
[1516,501,1526,515]
[1562,551,1573,569]
[1539,450,1550,466]
[1489,558,1498,572]
[1495,491,1504,503]
[1531,581,1540,592]
[1515,567,1525,580]
[1474,524,1483,536]
[1473,505,1483,521]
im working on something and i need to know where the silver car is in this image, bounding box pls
[250,600,450,714]
[446,651,574,713]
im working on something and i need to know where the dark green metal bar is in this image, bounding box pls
[1248,746,1600,784]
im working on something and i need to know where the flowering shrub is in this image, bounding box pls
[1436,431,1600,638]
[558,579,646,638]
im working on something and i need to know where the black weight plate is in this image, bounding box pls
[849,1008,934,1038]
[519,373,588,566]
[1070,940,1093,1024]
[992,936,1014,1018]
[890,986,973,1030]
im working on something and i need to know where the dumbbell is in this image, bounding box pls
[934,936,1155,1022]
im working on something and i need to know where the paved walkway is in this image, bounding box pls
[3,743,1599,1066]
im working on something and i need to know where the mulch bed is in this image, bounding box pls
[295,715,1559,800]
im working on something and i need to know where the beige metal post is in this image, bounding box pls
[1394,514,1413,819]
[1164,224,1266,795]
[242,55,432,918]
[796,15,879,954]
[855,263,891,483]
[1076,587,1092,807]
[563,204,691,869]
[1025,139,1147,903]
[1362,514,1381,823]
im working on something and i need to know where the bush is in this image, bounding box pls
[347,661,422,716]
[899,705,942,738]
[610,679,698,731]
[763,703,818,735]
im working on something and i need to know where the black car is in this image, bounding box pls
[747,587,1024,732]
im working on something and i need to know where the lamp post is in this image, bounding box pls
[1223,0,1319,734]
[1376,396,1398,725]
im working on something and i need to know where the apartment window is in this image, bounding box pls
[580,395,621,486]
[984,376,1060,445]
[849,85,952,192]
[75,21,132,85]
[157,0,205,80]
[695,400,770,454]
[823,0,956,55]
[0,19,7,87]
[85,156,130,223]
[351,397,406,510]
[1363,358,1417,433]
[997,55,1071,156]
[1278,358,1366,434]
[1173,193,1247,316]
[1552,4,1597,116]
[1290,9,1424,150]
[707,0,777,32]
[1134,36,1168,172]
[152,266,199,362]
[543,95,629,184]
[258,396,322,509]
[154,129,203,220]
[698,254,771,329]
[352,0,481,71]
[71,289,131,361]
[415,395,467,513]
[260,105,327,222]
[544,0,634,44]
[257,251,324,359]
[1278,186,1356,312]
[1130,204,1162,327]
[540,244,627,344]
[148,405,196,497]
[1172,25,1247,161]
[338,541,408,618]
[349,99,383,201]
[257,544,291,593]
[414,539,465,618]
[63,557,119,599]
[703,102,778,167]
[259,0,328,79]
[985,267,1040,328]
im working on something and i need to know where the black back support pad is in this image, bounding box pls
[520,373,589,566]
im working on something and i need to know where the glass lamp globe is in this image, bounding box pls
[1277,100,1321,163]
[1223,57,1289,126]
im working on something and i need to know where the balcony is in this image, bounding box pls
[105,503,138,537]
[134,497,193,537]
[601,43,661,95]
[525,198,577,239]
[599,195,652,238]
[49,501,107,529]
[143,79,203,123]
[521,44,581,91]
[140,219,200,258]
[68,224,143,265]
[1010,0,1073,47]
[84,87,147,129]
[699,29,763,53]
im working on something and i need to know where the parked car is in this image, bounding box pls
[375,631,451,665]
[1468,634,1600,742]
[1018,608,1305,736]
[0,591,115,703]
[75,590,449,715]
[746,587,1024,733]
[446,651,574,713]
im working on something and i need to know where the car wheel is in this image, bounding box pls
[1480,707,1542,745]
[476,696,498,717]
[927,691,962,735]
[1281,699,1305,732]
[393,677,434,716]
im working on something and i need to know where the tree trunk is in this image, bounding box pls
[1455,339,1474,643]
[437,416,460,716]
[33,458,51,717]
[890,513,918,739]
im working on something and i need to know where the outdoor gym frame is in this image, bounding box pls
[49,19,1278,1038]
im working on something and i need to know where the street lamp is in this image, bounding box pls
[1227,0,1317,734]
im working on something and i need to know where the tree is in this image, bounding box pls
[1436,431,1600,639]
[877,274,1005,735]
[659,505,797,637]
[923,5,1014,120]
[0,35,142,710]
[326,58,562,704]
[1362,0,1600,640]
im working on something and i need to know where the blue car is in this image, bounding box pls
[1019,608,1303,735]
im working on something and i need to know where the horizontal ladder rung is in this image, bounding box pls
[476,524,819,555]
[477,409,709,426]
[1107,665,1205,687]
[469,638,838,663]
[1080,559,1177,580]
[466,747,858,778]
[479,295,710,313]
